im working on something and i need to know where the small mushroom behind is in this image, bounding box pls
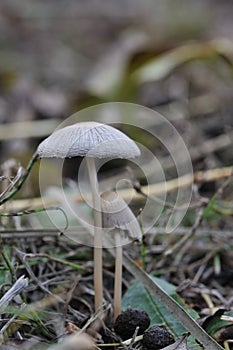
[37,121,140,311]
[101,191,142,319]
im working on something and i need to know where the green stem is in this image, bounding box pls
[0,207,68,231]
[0,248,14,283]
[0,152,39,206]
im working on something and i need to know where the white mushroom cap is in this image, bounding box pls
[37,121,140,159]
[101,191,142,243]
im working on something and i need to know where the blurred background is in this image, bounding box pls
[0,0,233,196]
[1,3,233,343]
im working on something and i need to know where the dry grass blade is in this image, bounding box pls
[0,276,28,309]
[0,119,61,141]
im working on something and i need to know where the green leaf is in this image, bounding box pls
[202,194,218,220]
[122,277,202,350]
[202,310,233,343]
[133,40,233,84]
[0,269,6,285]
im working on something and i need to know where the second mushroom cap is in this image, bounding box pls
[101,191,142,245]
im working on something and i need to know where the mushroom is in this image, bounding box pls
[101,190,142,319]
[37,121,140,310]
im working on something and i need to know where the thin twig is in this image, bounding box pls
[165,207,205,258]
[0,206,69,231]
[24,252,83,270]
[15,248,64,303]
[0,230,62,239]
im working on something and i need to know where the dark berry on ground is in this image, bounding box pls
[114,308,151,340]
[142,325,175,350]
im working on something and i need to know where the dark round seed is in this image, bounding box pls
[142,325,175,350]
[114,308,151,340]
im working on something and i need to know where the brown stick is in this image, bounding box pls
[9,165,233,211]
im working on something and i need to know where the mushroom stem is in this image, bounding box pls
[86,157,103,311]
[114,231,123,320]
